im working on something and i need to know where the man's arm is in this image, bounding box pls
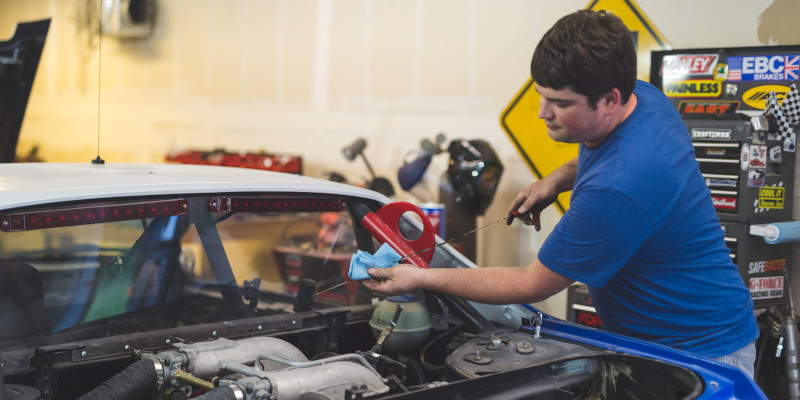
[362,259,574,305]
[509,157,578,229]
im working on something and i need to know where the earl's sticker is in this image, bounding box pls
[758,186,785,209]
[664,80,722,98]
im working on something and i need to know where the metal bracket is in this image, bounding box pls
[317,309,350,353]
[34,345,84,400]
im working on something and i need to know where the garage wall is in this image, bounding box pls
[0,0,794,318]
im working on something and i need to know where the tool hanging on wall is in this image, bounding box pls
[342,138,395,198]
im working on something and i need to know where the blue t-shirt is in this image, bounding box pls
[538,81,759,358]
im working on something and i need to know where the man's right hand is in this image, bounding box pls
[507,180,558,231]
[507,158,578,231]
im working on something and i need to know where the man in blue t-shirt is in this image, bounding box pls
[363,9,759,377]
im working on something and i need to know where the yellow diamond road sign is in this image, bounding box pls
[501,0,670,213]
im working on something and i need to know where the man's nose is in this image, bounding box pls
[538,100,552,120]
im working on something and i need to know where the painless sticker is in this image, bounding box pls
[750,276,783,300]
[664,80,722,98]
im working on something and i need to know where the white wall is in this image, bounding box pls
[1,0,794,318]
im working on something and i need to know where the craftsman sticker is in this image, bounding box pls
[748,258,787,275]
[742,85,790,109]
[749,276,783,300]
[691,128,731,141]
[678,101,739,116]
[758,186,785,209]
[728,55,800,81]
[711,196,737,210]
[664,80,722,98]
[660,54,719,76]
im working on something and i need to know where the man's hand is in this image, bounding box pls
[507,180,557,231]
[361,264,426,296]
[507,158,577,231]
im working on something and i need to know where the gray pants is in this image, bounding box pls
[712,341,756,379]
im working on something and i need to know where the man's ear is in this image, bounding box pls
[600,88,622,112]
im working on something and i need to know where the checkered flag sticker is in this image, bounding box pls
[763,84,798,152]
[782,81,800,123]
[765,90,781,116]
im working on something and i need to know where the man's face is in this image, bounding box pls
[535,83,607,145]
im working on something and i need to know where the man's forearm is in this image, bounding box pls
[546,157,578,194]
[415,262,572,305]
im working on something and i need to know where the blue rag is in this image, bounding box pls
[348,243,400,280]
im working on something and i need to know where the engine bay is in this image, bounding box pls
[2,292,703,400]
[0,194,704,399]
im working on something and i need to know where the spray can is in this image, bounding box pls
[419,202,445,238]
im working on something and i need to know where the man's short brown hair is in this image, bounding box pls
[530,10,637,108]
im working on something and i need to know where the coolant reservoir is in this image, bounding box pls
[369,294,432,354]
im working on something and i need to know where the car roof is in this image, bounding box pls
[0,163,391,210]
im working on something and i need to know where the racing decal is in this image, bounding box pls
[748,258,787,275]
[705,178,738,188]
[576,311,603,328]
[691,128,731,141]
[664,79,722,98]
[728,55,800,81]
[741,143,750,170]
[742,85,790,109]
[704,148,728,156]
[750,276,783,300]
[769,145,782,161]
[660,54,719,76]
[711,196,737,210]
[758,186,785,209]
[754,182,785,213]
[748,168,765,187]
[678,100,739,116]
[714,63,728,81]
[749,145,767,169]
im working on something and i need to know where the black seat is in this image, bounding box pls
[0,261,49,342]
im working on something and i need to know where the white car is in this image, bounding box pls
[0,162,765,400]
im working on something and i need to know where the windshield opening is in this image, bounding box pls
[0,194,366,350]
